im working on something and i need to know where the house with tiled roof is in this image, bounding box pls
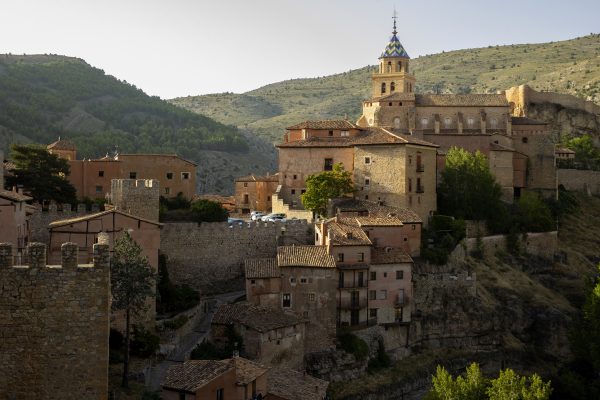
[162,357,268,400]
[211,302,307,368]
[0,188,32,254]
[234,172,279,214]
[267,368,329,400]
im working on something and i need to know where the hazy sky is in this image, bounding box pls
[2,0,599,99]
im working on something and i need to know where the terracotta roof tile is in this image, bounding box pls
[555,147,575,154]
[162,360,233,392]
[287,120,359,130]
[245,258,279,279]
[277,245,336,268]
[48,209,162,227]
[326,218,372,246]
[267,368,329,400]
[231,357,269,385]
[331,199,422,223]
[355,215,403,227]
[212,302,305,333]
[371,247,413,264]
[47,139,76,150]
[415,94,508,107]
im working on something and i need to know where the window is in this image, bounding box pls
[364,156,371,165]
[337,253,344,262]
[95,185,102,193]
[394,117,401,129]
[381,82,386,94]
[389,102,392,106]
[243,194,249,204]
[341,130,349,137]
[444,117,452,128]
[324,158,334,171]
[251,279,256,285]
[301,189,306,194]
[365,195,369,200]
[328,130,333,136]
[165,187,170,195]
[369,290,376,300]
[467,117,475,128]
[370,308,378,318]
[291,189,296,195]
[300,277,308,284]
[216,388,224,400]
[179,393,185,400]
[370,271,376,280]
[308,292,316,302]
[243,182,248,187]
[365,177,370,186]
[383,272,387,278]
[129,172,137,179]
[166,172,173,180]
[522,137,528,143]
[98,170,104,177]
[421,118,429,127]
[282,293,291,308]
[181,172,190,180]
[358,252,364,262]
[290,277,296,284]
[490,118,498,128]
[267,196,271,201]
[303,311,309,318]
[378,290,387,300]
[293,174,298,179]
[408,178,412,192]
[390,82,396,92]
[396,270,404,280]
[412,224,416,230]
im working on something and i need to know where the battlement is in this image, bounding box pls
[110,178,160,222]
[0,241,109,270]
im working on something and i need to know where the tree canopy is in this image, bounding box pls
[301,163,354,217]
[438,147,503,222]
[190,199,229,222]
[5,143,76,203]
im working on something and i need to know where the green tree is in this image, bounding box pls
[5,144,76,203]
[426,363,486,400]
[438,147,503,224]
[301,163,354,217]
[487,369,551,400]
[191,199,228,222]
[565,134,600,168]
[573,264,600,371]
[514,192,554,232]
[110,233,156,388]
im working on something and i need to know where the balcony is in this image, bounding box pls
[340,297,367,310]
[416,185,424,193]
[416,164,424,172]
[338,280,367,289]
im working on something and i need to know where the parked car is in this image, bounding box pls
[266,215,287,223]
[227,217,245,226]
[261,213,286,222]
[250,211,266,221]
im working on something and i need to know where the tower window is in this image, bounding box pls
[381,82,386,94]
[98,170,104,177]
[390,82,396,92]
[397,61,402,72]
[387,61,392,73]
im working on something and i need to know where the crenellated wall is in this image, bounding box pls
[28,203,98,244]
[0,241,110,400]
[160,220,313,294]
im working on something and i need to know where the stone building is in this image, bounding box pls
[0,189,31,256]
[0,241,110,400]
[211,302,307,368]
[110,178,160,222]
[234,173,279,214]
[267,368,329,400]
[46,139,197,200]
[162,357,268,400]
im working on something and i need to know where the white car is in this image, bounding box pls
[261,213,286,222]
[250,211,266,221]
[266,215,287,223]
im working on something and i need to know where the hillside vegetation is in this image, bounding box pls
[171,34,600,144]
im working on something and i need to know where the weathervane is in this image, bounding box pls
[392,7,397,35]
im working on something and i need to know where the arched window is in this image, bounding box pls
[387,62,392,73]
[397,61,402,72]
[390,82,396,92]
[405,63,409,73]
[394,117,401,129]
[490,118,498,128]
[467,117,475,128]
[444,117,452,128]
[421,118,429,128]
[381,82,386,94]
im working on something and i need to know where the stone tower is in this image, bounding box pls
[110,179,160,222]
[371,15,416,98]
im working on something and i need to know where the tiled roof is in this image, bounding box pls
[371,247,413,264]
[47,138,76,150]
[0,190,32,202]
[236,173,279,182]
[278,127,437,149]
[415,94,508,107]
[287,120,359,130]
[511,116,547,125]
[212,302,304,333]
[326,218,372,246]
[116,153,198,166]
[331,198,422,223]
[231,357,269,385]
[380,29,409,58]
[245,258,279,279]
[355,215,403,227]
[377,92,416,102]
[162,360,233,393]
[267,368,329,400]
[555,147,576,154]
[489,142,516,152]
[3,161,16,171]
[48,209,162,227]
[277,245,336,268]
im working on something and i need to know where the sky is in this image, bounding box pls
[2,0,599,99]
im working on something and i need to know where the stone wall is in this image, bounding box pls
[271,185,314,220]
[465,231,558,260]
[161,220,314,294]
[558,169,600,195]
[0,242,110,400]
[110,178,160,222]
[29,203,99,244]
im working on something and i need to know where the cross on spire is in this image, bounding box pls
[392,7,397,35]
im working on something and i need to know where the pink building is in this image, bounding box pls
[0,189,32,257]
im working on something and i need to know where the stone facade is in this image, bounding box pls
[28,203,96,244]
[0,242,110,400]
[558,169,600,195]
[110,178,160,222]
[0,190,31,255]
[234,173,279,214]
[161,220,313,294]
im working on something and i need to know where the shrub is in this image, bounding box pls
[367,339,391,372]
[130,325,160,357]
[157,254,200,314]
[162,315,189,331]
[338,332,369,361]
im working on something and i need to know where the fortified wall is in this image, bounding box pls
[0,241,110,400]
[110,178,160,222]
[161,220,313,294]
[558,169,600,195]
[28,203,100,244]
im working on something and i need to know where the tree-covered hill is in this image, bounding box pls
[0,54,248,159]
[171,34,600,144]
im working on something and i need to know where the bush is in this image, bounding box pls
[130,325,160,357]
[162,315,189,330]
[157,253,200,314]
[338,332,369,361]
[421,215,466,265]
[367,339,391,372]
[191,199,228,222]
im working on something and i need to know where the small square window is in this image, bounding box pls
[308,292,316,301]
[522,137,528,143]
[378,290,387,300]
[365,178,370,186]
[369,308,378,318]
[181,172,190,180]
[328,130,333,136]
[290,277,296,284]
[129,172,137,179]
[98,170,104,177]
[337,253,344,262]
[165,187,170,195]
[267,196,271,201]
[364,157,371,165]
[301,189,306,194]
[282,293,291,308]
[369,290,376,300]
[341,130,349,137]
[293,174,298,179]
[251,279,256,285]
[358,252,364,262]
[291,189,296,195]
[396,270,404,280]
[95,185,103,193]
[166,172,173,180]
[383,272,387,278]
[244,182,248,187]
[300,277,308,284]
[324,158,334,171]
[412,225,416,230]
[370,271,376,280]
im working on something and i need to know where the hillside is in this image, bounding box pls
[0,54,276,194]
[171,34,600,144]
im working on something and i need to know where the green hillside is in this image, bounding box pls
[171,34,600,143]
[0,54,248,159]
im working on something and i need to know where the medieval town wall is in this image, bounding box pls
[0,242,110,400]
[110,178,160,222]
[160,220,314,294]
[464,231,558,260]
[28,203,100,244]
[506,85,600,117]
[558,169,600,195]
